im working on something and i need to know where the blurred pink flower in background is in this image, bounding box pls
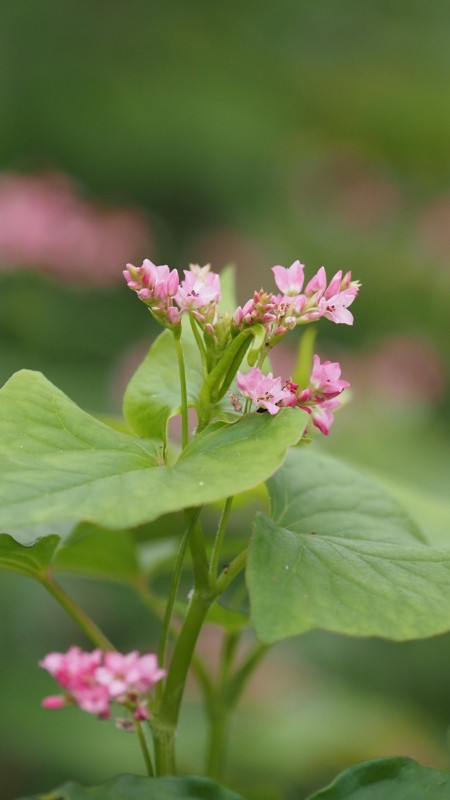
[418,197,450,264]
[338,336,447,407]
[291,151,403,233]
[0,172,152,285]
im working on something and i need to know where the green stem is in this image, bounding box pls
[136,719,155,777]
[158,507,202,674]
[227,642,270,705]
[209,497,233,580]
[41,576,114,651]
[155,591,212,774]
[214,547,248,598]
[206,640,270,780]
[189,313,209,379]
[197,328,257,429]
[138,584,214,705]
[173,331,189,449]
[206,703,231,781]
[189,513,210,593]
[215,339,253,401]
[206,630,240,780]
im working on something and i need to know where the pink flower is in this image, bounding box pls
[39,648,166,722]
[309,399,341,436]
[175,266,221,310]
[124,259,179,300]
[232,291,278,330]
[308,355,350,399]
[272,261,305,296]
[236,368,294,415]
[319,290,356,325]
[39,647,103,691]
[124,259,180,327]
[305,266,327,296]
[41,695,67,709]
[135,654,167,691]
[74,685,111,718]
[96,651,166,698]
[297,355,349,435]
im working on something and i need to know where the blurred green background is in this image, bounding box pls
[1,2,450,798]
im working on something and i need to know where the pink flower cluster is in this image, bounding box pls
[124,258,359,342]
[236,355,349,434]
[232,261,359,342]
[123,261,221,328]
[40,647,165,722]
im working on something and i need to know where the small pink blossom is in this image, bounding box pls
[319,291,356,324]
[175,267,221,310]
[324,270,343,299]
[308,398,341,436]
[39,647,103,691]
[236,368,294,414]
[75,685,111,718]
[297,355,349,434]
[124,259,179,300]
[124,259,180,327]
[40,648,166,723]
[272,261,305,296]
[232,291,277,330]
[308,355,350,399]
[305,266,327,296]
[41,695,67,709]
[96,651,166,698]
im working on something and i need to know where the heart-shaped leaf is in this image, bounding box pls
[53,523,141,583]
[306,757,450,799]
[18,773,245,799]
[0,533,59,578]
[0,524,142,586]
[0,371,307,536]
[267,448,425,545]
[123,327,203,444]
[248,448,450,642]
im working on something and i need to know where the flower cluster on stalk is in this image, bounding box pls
[124,258,360,435]
[40,647,165,727]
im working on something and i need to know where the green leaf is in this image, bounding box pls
[53,523,141,583]
[0,533,59,578]
[267,448,425,545]
[217,264,237,316]
[123,327,203,444]
[306,757,450,799]
[248,449,450,643]
[205,602,249,632]
[20,773,246,799]
[0,371,307,534]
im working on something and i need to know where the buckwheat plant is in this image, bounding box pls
[2,260,450,799]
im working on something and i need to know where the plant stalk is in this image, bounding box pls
[173,330,189,449]
[158,507,202,673]
[209,496,233,580]
[136,719,155,777]
[41,576,114,651]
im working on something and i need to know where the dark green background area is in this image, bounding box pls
[1,2,450,799]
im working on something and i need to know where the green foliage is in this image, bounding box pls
[266,448,425,545]
[0,534,59,578]
[0,370,307,534]
[123,328,203,445]
[248,449,450,642]
[306,757,450,799]
[53,524,140,583]
[0,526,140,586]
[20,774,245,800]
[217,265,237,317]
